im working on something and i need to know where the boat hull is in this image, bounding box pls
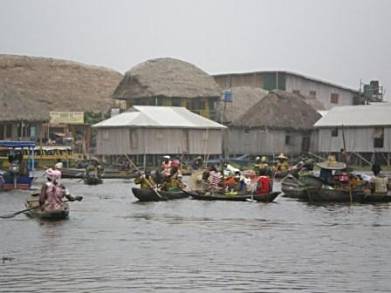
[281,174,323,199]
[189,191,279,202]
[84,177,103,185]
[25,195,69,220]
[1,175,34,191]
[132,187,188,202]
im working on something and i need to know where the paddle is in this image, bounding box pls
[124,154,165,200]
[0,197,82,219]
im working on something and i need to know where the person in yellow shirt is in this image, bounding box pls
[134,171,156,190]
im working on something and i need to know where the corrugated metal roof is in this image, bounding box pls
[314,103,391,127]
[93,106,226,129]
[213,70,359,94]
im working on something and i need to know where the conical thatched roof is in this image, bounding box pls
[215,86,268,124]
[113,58,221,100]
[0,54,123,121]
[232,90,321,130]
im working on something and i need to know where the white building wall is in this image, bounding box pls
[285,75,356,110]
[96,127,223,155]
[317,126,391,153]
[227,128,308,155]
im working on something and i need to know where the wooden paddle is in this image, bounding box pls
[0,197,82,219]
[124,154,165,200]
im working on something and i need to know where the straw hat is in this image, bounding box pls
[277,153,287,160]
[317,155,346,170]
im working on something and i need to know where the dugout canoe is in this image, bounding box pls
[131,187,188,202]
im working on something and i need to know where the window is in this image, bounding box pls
[330,93,339,104]
[309,90,316,98]
[292,90,301,95]
[285,135,291,145]
[331,128,339,137]
[373,128,384,148]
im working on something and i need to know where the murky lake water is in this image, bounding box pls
[1,178,391,292]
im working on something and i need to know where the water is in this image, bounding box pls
[1,179,391,292]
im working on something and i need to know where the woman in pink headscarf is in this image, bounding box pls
[39,169,81,210]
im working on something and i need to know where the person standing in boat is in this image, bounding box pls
[371,163,389,195]
[161,155,172,178]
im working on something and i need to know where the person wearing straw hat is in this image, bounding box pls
[275,153,289,172]
[317,155,346,185]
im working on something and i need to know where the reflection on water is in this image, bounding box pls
[1,179,391,292]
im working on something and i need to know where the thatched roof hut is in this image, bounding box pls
[215,86,268,124]
[232,90,321,130]
[112,58,221,100]
[0,54,123,121]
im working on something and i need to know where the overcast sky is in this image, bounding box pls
[1,0,390,98]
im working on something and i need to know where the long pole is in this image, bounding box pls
[341,124,352,203]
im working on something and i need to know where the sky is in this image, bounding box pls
[1,0,391,98]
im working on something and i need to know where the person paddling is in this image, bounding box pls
[40,169,81,211]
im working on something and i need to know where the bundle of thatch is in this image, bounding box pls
[215,86,268,124]
[0,54,123,121]
[232,90,321,130]
[113,58,221,99]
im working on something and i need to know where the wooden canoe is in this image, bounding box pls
[188,190,279,202]
[84,176,103,185]
[131,187,188,202]
[281,174,323,199]
[25,194,69,220]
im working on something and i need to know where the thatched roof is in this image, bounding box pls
[215,86,268,124]
[113,58,221,100]
[302,95,326,110]
[0,54,123,121]
[232,90,321,130]
[0,88,49,122]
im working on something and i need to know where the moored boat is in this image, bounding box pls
[281,174,323,199]
[61,167,85,178]
[25,193,69,220]
[131,187,188,202]
[306,185,368,203]
[0,140,36,191]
